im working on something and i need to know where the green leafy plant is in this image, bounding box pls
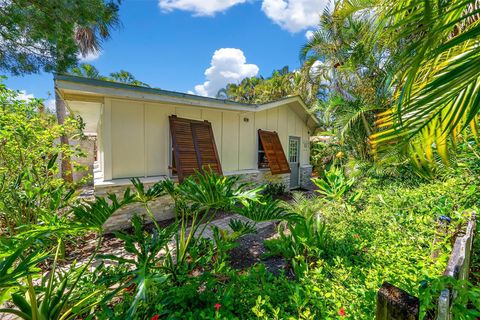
[98,215,177,319]
[228,219,257,236]
[419,275,480,319]
[262,182,287,198]
[311,165,354,200]
[0,239,103,320]
[0,84,81,234]
[265,194,329,277]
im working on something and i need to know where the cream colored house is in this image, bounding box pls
[55,74,319,230]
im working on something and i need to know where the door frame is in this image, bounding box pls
[288,136,301,189]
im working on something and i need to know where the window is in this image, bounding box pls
[169,115,222,182]
[288,138,299,163]
[258,135,269,169]
[258,129,290,175]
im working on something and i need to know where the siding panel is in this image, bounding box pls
[111,99,145,179]
[176,107,202,120]
[145,103,174,176]
[267,108,278,131]
[221,112,239,171]
[239,112,256,170]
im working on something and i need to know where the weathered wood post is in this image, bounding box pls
[437,211,476,320]
[376,282,419,320]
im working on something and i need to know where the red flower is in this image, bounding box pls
[353,234,359,239]
[338,308,346,317]
[151,315,160,320]
[214,303,222,311]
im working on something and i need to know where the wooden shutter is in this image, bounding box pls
[169,115,222,182]
[258,129,290,175]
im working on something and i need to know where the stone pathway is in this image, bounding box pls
[81,213,276,268]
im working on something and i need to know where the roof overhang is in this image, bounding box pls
[55,74,320,132]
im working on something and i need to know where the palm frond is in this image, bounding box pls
[368,0,480,168]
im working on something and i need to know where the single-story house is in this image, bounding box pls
[55,74,319,230]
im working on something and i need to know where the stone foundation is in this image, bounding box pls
[95,179,175,233]
[299,165,315,190]
[97,169,291,232]
[238,169,290,191]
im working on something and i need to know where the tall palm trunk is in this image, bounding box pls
[55,91,73,183]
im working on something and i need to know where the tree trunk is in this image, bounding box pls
[55,91,73,183]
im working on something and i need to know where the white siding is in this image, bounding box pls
[103,99,311,179]
[111,99,145,178]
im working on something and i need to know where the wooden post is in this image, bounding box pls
[376,282,419,320]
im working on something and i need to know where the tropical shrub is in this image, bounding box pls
[311,165,354,200]
[0,83,82,234]
[262,182,287,198]
[265,193,329,277]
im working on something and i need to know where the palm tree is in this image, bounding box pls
[109,70,150,87]
[55,5,120,182]
[301,5,392,160]
[68,63,105,79]
[343,0,480,170]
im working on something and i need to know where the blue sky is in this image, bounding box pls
[5,0,329,104]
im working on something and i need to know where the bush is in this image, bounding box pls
[0,83,82,234]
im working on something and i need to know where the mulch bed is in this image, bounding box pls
[228,223,291,276]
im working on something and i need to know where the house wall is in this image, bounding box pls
[102,98,311,181]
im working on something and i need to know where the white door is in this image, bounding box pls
[289,136,300,189]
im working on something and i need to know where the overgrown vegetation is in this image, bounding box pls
[1,0,480,318]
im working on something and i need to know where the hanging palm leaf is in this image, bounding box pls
[363,0,480,171]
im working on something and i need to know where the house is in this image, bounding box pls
[55,74,319,230]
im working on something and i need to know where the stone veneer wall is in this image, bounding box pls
[299,165,314,190]
[98,170,291,232]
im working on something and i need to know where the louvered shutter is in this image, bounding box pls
[258,129,290,175]
[191,122,223,175]
[169,115,222,182]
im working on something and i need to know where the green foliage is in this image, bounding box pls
[228,218,257,236]
[71,188,136,231]
[311,165,355,200]
[301,4,393,158]
[0,0,120,74]
[236,198,292,223]
[178,170,264,211]
[98,216,176,319]
[0,238,104,320]
[262,182,287,198]
[265,193,329,277]
[218,66,319,109]
[341,0,480,168]
[262,173,478,318]
[309,140,341,174]
[68,64,150,87]
[419,276,480,319]
[0,84,81,234]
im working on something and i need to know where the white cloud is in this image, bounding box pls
[194,48,259,97]
[44,99,56,112]
[158,0,247,16]
[305,30,314,41]
[13,90,57,112]
[77,50,101,62]
[16,90,35,101]
[261,0,330,32]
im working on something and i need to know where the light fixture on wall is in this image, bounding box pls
[243,117,249,122]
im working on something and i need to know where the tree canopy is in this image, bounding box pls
[0,0,120,74]
[68,63,150,87]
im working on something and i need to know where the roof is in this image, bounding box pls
[54,73,319,130]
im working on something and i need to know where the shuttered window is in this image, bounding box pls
[169,115,222,182]
[258,129,291,175]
